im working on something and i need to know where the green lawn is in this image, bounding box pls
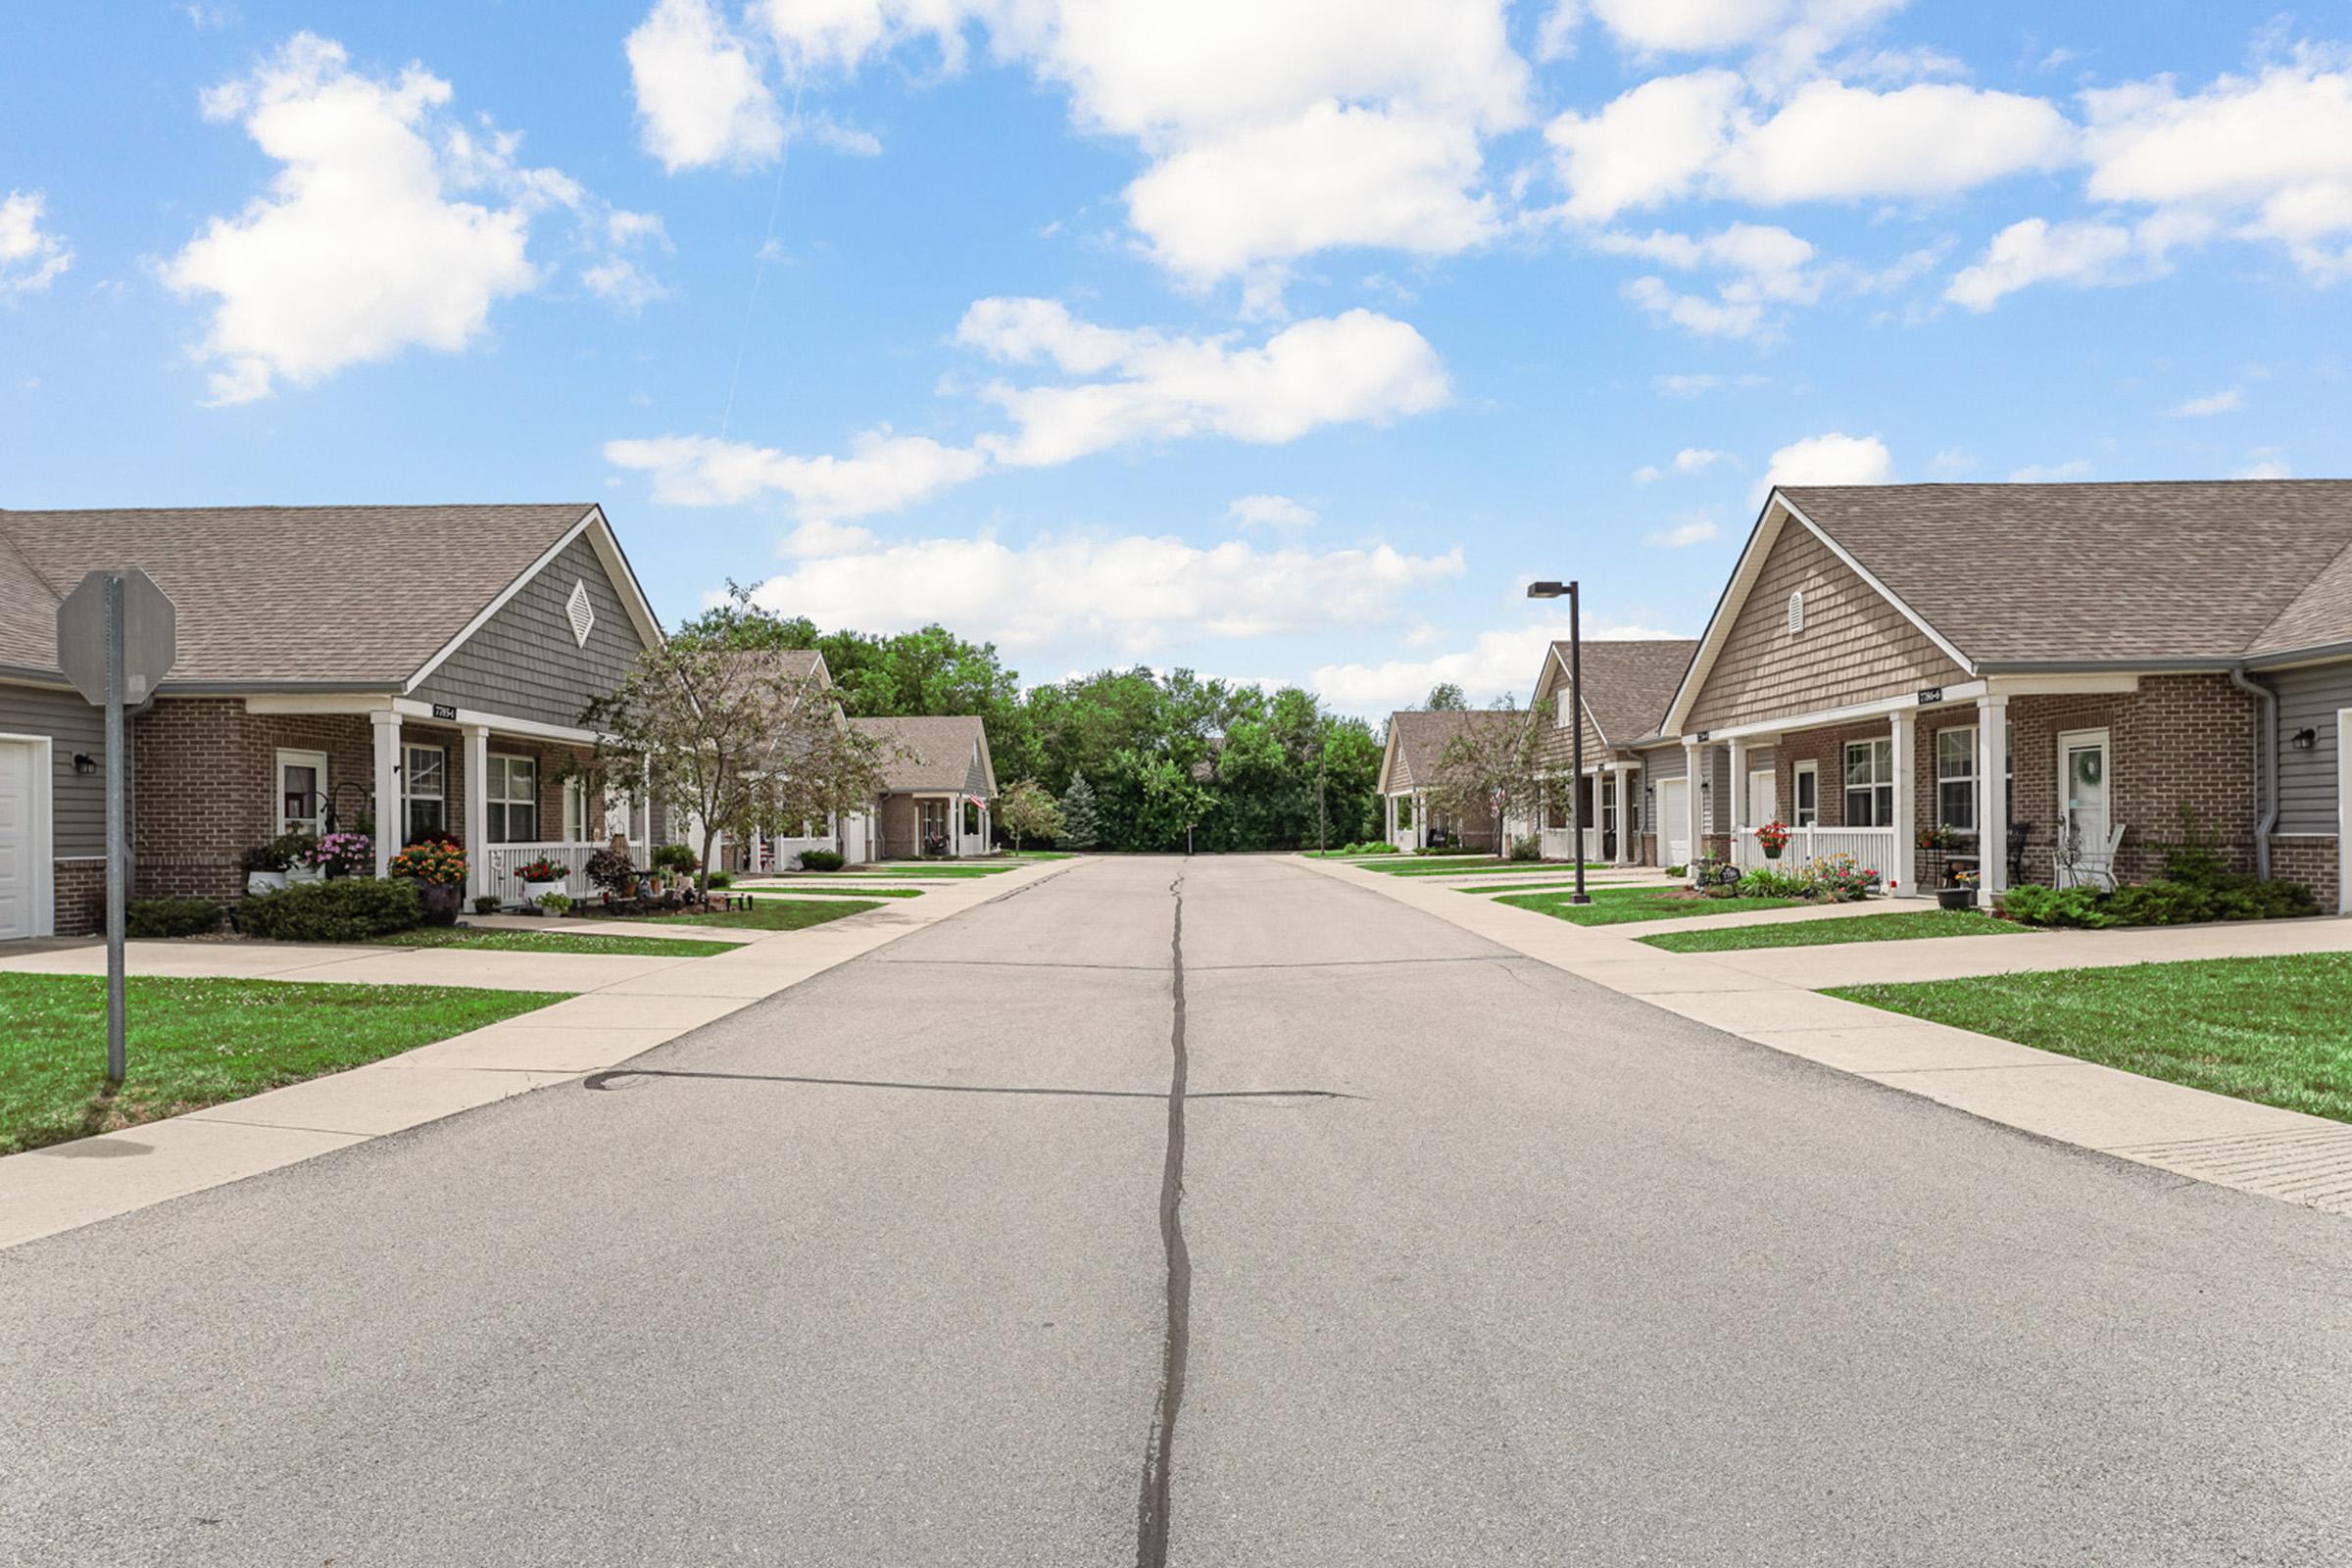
[770,864,1005,879]
[1001,850,1074,860]
[1640,909,2027,953]
[745,884,924,899]
[1372,860,1610,877]
[1828,955,2352,1124]
[0,974,565,1154]
[372,927,740,957]
[1498,886,1813,926]
[655,898,884,931]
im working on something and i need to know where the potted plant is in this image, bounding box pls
[1753,819,1790,860]
[278,831,325,884]
[514,855,568,906]
[241,840,295,895]
[389,839,468,925]
[585,845,636,903]
[309,831,374,880]
[651,843,700,884]
[1938,870,1980,911]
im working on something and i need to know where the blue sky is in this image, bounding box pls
[6,3,2351,712]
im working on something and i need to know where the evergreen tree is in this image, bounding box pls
[1059,771,1102,852]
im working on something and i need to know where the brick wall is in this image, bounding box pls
[52,858,104,937]
[2269,835,2339,913]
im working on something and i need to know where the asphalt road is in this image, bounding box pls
[3,856,2348,1565]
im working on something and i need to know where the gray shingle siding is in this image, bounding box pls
[963,746,988,799]
[0,679,107,857]
[2271,660,2350,835]
[413,534,651,730]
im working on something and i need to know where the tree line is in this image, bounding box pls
[680,594,1389,853]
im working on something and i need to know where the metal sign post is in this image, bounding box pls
[57,567,177,1088]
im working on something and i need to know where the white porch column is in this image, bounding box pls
[1726,737,1749,869]
[370,710,401,878]
[1682,739,1705,882]
[1978,695,2010,908]
[1889,710,1917,898]
[1614,760,1635,864]
[462,723,490,901]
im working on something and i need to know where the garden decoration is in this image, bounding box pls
[1753,819,1790,860]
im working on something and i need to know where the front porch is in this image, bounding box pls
[877,791,994,859]
[1537,760,1645,866]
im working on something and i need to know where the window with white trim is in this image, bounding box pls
[1791,760,1819,827]
[487,754,539,843]
[403,744,448,843]
[1935,727,1976,832]
[1843,739,1893,827]
[563,776,591,843]
[277,749,328,837]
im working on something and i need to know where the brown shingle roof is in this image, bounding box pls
[0,504,600,685]
[1778,481,2352,665]
[1547,637,1698,747]
[1384,709,1525,791]
[850,713,992,793]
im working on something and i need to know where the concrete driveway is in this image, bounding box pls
[0,856,2345,1565]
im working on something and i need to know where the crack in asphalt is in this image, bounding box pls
[1136,870,1191,1568]
[580,1067,1352,1102]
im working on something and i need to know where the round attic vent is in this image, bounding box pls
[1787,589,1805,636]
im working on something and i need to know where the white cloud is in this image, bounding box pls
[604,428,987,513]
[626,0,785,172]
[1942,216,2148,310]
[744,530,1465,653]
[1652,369,1766,396]
[780,518,881,557]
[2170,387,2243,417]
[2232,447,2290,480]
[1312,618,1684,710]
[964,301,1451,468]
[0,191,73,295]
[162,33,657,404]
[1604,220,1825,338]
[1548,72,2073,220]
[1645,514,1722,548]
[1754,430,1891,502]
[1226,494,1318,530]
[2008,459,2091,481]
[1632,464,1662,484]
[612,299,1448,511]
[1635,446,1732,484]
[1926,446,1978,475]
[2082,53,2352,279]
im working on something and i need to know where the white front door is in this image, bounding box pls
[2057,728,2112,879]
[0,741,43,940]
[1748,769,1778,828]
[1657,778,1690,866]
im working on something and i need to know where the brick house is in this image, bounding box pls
[0,504,664,938]
[847,714,998,858]
[1654,481,2352,911]
[1376,709,1532,851]
[1527,637,1698,865]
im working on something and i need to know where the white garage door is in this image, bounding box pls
[1656,777,1690,867]
[0,741,41,941]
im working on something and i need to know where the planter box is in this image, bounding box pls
[246,870,289,895]
[1936,886,1978,911]
[286,865,324,886]
[520,879,569,906]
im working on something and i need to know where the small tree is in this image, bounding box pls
[1423,702,1554,859]
[580,641,895,897]
[1425,681,1468,711]
[997,778,1064,851]
[1059,771,1102,852]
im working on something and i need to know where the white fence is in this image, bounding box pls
[1735,826,1901,878]
[481,841,642,906]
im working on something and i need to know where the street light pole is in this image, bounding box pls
[1526,578,1590,906]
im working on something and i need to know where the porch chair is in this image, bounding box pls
[2054,821,2128,892]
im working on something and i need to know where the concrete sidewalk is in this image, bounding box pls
[0,858,1076,1250]
[1300,856,2352,1217]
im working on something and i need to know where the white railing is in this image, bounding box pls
[1582,826,1605,862]
[1540,828,1577,861]
[482,841,643,905]
[1737,825,1900,877]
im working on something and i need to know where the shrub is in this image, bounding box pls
[232,879,422,942]
[1509,834,1543,861]
[1351,841,1398,855]
[1661,863,1688,878]
[240,841,294,874]
[585,846,636,892]
[1998,883,2115,928]
[1737,867,1811,899]
[533,892,573,915]
[126,897,223,938]
[471,895,501,914]
[652,843,699,874]
[706,871,732,889]
[798,849,845,871]
[1797,852,1879,902]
